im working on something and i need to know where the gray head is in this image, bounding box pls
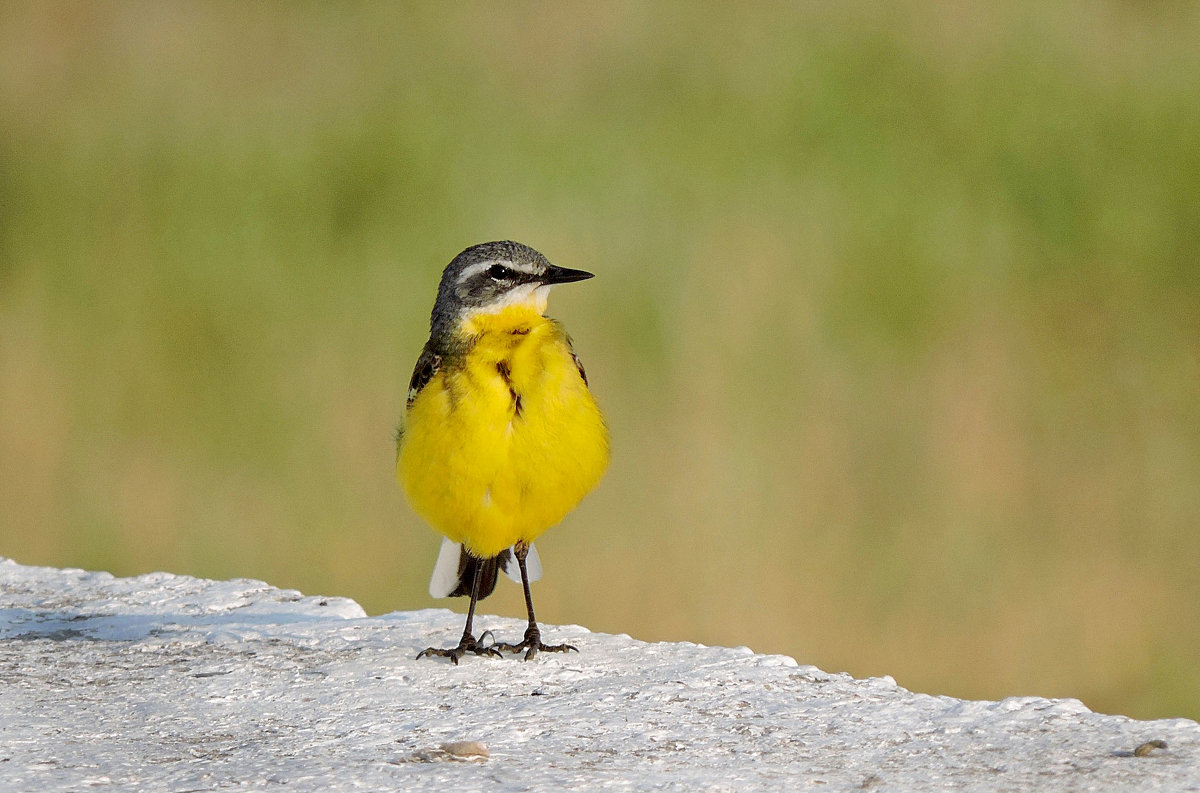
[430,241,593,336]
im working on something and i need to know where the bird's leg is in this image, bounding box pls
[495,541,577,660]
[416,556,502,663]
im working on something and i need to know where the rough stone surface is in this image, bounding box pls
[1,558,1197,791]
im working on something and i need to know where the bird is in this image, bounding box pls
[396,241,609,663]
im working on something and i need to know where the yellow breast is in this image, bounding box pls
[397,306,609,558]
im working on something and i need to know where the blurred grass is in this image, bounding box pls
[2,2,1199,719]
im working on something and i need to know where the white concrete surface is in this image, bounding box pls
[2,558,1197,791]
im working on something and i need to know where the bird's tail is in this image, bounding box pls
[428,537,542,599]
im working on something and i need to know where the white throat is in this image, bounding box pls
[466,283,551,319]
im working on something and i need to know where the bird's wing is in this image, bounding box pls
[566,336,590,387]
[406,342,442,409]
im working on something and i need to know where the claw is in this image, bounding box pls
[494,626,578,661]
[416,635,503,664]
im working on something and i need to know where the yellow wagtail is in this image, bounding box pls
[397,241,609,663]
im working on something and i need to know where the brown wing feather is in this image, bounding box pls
[572,353,589,386]
[407,344,442,409]
[567,337,590,387]
[396,344,441,448]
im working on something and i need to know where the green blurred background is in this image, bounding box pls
[2,2,1198,720]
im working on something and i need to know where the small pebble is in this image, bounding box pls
[440,741,489,759]
[395,741,490,763]
[1134,740,1168,757]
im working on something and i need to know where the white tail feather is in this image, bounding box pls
[430,539,542,598]
[428,537,462,598]
[502,543,542,585]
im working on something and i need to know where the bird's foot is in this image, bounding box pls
[416,633,503,664]
[494,625,577,661]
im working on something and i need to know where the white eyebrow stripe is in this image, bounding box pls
[455,258,541,283]
[457,260,496,281]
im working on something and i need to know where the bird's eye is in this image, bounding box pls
[487,264,510,280]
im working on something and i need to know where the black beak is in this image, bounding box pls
[540,265,594,285]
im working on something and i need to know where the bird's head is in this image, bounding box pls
[430,241,593,336]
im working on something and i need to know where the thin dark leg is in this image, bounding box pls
[457,562,483,643]
[416,556,502,663]
[517,551,537,626]
[495,542,577,660]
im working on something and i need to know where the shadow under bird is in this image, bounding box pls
[396,241,609,662]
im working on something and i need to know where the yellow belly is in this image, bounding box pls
[397,311,609,559]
